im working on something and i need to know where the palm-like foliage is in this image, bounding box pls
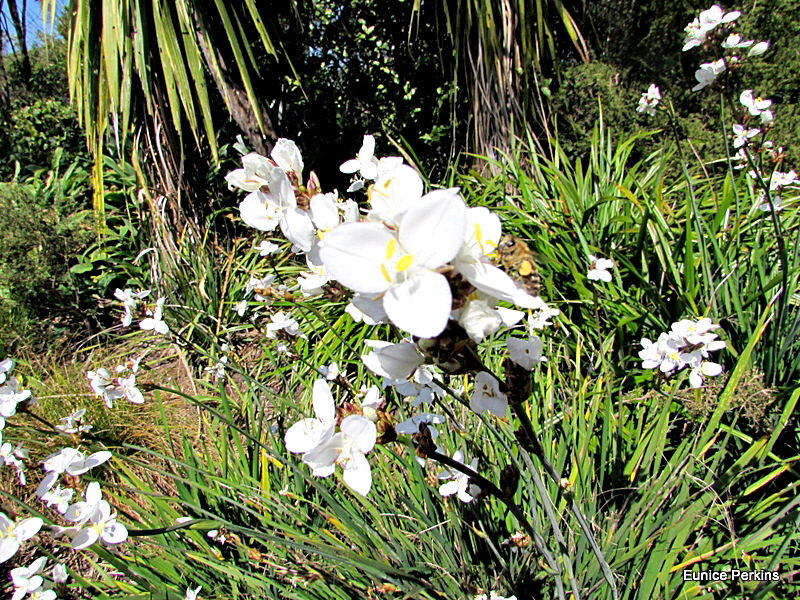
[43,0,300,229]
[413,0,590,158]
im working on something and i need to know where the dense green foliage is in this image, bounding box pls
[0,2,798,600]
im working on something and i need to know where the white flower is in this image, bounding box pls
[69,500,128,549]
[470,372,508,417]
[721,33,753,49]
[340,135,378,180]
[670,317,719,344]
[700,5,740,26]
[757,192,782,212]
[0,377,31,418]
[682,5,740,52]
[87,368,122,408]
[114,288,150,326]
[438,450,480,503]
[365,164,424,223]
[740,90,772,117]
[55,408,92,434]
[396,412,446,438]
[0,434,27,485]
[139,297,169,335]
[731,124,760,148]
[239,191,284,232]
[692,59,726,92]
[205,356,228,380]
[302,414,377,496]
[0,358,14,384]
[587,255,614,282]
[320,190,467,337]
[184,585,202,600]
[40,485,74,514]
[271,138,304,178]
[256,240,280,256]
[10,555,47,600]
[51,563,68,584]
[285,379,337,462]
[64,481,104,525]
[456,298,503,343]
[345,294,388,325]
[689,361,723,388]
[38,448,112,497]
[318,362,339,380]
[233,299,248,317]
[0,513,43,563]
[636,84,661,116]
[266,311,303,338]
[117,373,144,404]
[770,170,798,191]
[508,336,544,370]
[528,304,560,331]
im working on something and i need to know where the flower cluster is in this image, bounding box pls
[87,358,144,408]
[10,556,68,600]
[639,318,726,387]
[681,5,768,92]
[226,136,544,340]
[51,481,128,550]
[284,379,377,496]
[636,84,661,117]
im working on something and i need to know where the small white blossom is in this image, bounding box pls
[0,513,43,563]
[438,450,480,503]
[587,255,614,282]
[10,556,47,600]
[731,124,760,148]
[470,372,508,417]
[266,311,303,338]
[55,408,93,434]
[139,297,169,335]
[51,563,68,584]
[740,90,772,117]
[721,33,753,49]
[508,336,544,370]
[114,288,151,326]
[256,240,280,255]
[636,84,661,116]
[339,135,378,180]
[692,59,726,92]
[185,586,202,600]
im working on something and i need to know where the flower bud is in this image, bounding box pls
[748,41,769,57]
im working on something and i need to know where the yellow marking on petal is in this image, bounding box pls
[474,222,483,243]
[382,177,393,189]
[519,260,533,276]
[380,264,392,282]
[397,254,413,272]
[385,238,397,260]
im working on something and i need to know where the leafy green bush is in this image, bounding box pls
[0,154,96,353]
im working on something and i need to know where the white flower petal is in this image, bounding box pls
[285,419,333,454]
[340,416,376,454]
[320,223,395,294]
[383,271,452,338]
[238,191,282,231]
[361,341,424,380]
[342,451,372,496]
[398,190,466,268]
[280,207,316,253]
